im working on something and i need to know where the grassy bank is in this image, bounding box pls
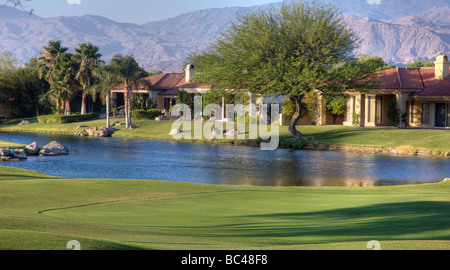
[0,166,449,250]
[1,117,450,156]
[0,140,25,149]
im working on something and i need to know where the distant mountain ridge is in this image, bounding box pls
[0,1,449,71]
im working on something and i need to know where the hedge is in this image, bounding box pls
[37,113,99,124]
[131,109,162,120]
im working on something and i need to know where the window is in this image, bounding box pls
[422,103,430,125]
[376,96,383,123]
[435,103,449,128]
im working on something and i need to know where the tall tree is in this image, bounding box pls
[104,54,147,128]
[38,40,68,90]
[0,51,18,72]
[23,58,50,116]
[74,43,103,115]
[0,63,49,118]
[37,40,68,112]
[90,65,121,128]
[189,2,379,140]
[408,60,435,68]
[50,52,80,115]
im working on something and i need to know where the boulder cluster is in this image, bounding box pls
[0,141,69,161]
[74,125,115,137]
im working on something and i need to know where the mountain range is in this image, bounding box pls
[0,0,450,72]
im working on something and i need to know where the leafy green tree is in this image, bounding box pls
[23,58,50,116]
[0,64,49,118]
[0,51,19,72]
[74,43,103,115]
[358,55,396,71]
[189,2,379,140]
[408,60,435,68]
[103,54,147,128]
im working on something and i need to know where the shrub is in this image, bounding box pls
[387,99,399,126]
[281,99,296,120]
[131,109,162,120]
[235,112,259,124]
[351,112,360,126]
[37,113,99,124]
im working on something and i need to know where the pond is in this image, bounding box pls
[0,132,449,186]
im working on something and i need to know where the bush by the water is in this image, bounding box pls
[37,113,99,124]
[131,109,162,120]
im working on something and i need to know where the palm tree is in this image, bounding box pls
[74,43,103,115]
[38,40,68,84]
[90,65,121,128]
[37,40,68,113]
[104,54,146,128]
[51,52,80,115]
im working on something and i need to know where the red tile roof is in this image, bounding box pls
[373,67,450,97]
[411,67,450,97]
[111,72,211,96]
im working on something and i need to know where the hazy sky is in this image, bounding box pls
[24,0,283,24]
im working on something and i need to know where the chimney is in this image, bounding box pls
[185,64,195,83]
[434,55,449,80]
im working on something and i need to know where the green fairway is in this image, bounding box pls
[0,166,449,250]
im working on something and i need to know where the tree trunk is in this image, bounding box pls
[288,95,309,141]
[125,86,132,128]
[65,100,71,115]
[106,92,110,128]
[81,89,87,115]
[124,89,128,128]
[56,99,61,115]
[35,102,40,117]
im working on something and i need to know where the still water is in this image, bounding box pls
[0,132,449,186]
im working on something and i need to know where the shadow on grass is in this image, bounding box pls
[0,117,39,126]
[158,201,450,243]
[0,173,61,181]
[230,201,450,240]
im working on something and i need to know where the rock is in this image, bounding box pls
[443,178,450,182]
[0,148,27,161]
[18,120,30,125]
[13,149,27,159]
[169,128,180,135]
[0,156,19,162]
[76,125,87,129]
[106,127,117,133]
[112,121,122,126]
[25,142,40,155]
[0,148,13,156]
[225,129,240,136]
[212,127,221,136]
[85,126,111,137]
[39,141,69,156]
[74,131,87,136]
[96,127,110,137]
[85,127,98,137]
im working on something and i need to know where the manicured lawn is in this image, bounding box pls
[0,140,25,149]
[1,117,450,154]
[0,166,449,250]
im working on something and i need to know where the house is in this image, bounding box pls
[342,55,450,128]
[110,65,211,111]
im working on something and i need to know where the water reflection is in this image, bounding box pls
[0,132,448,186]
